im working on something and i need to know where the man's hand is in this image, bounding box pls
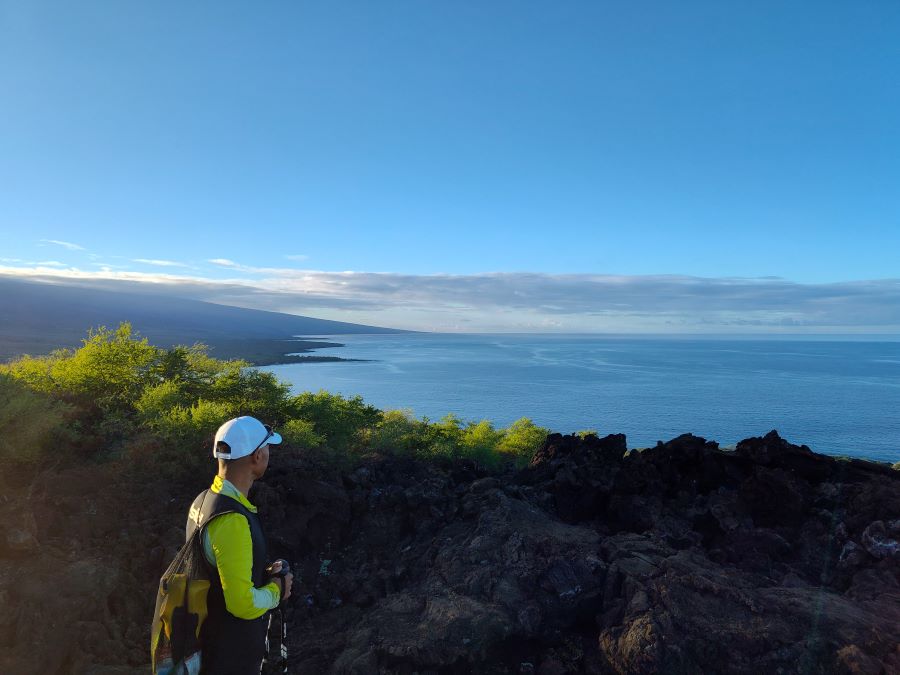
[267,559,293,603]
[281,572,293,602]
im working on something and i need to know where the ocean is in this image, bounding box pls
[261,334,900,464]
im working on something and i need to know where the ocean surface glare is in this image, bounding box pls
[261,334,900,463]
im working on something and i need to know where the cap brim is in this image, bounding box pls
[268,432,283,446]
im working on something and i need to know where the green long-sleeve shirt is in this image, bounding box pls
[201,476,281,619]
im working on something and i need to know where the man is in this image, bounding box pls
[185,415,294,675]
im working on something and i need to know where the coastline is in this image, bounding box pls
[260,334,900,463]
[205,336,369,366]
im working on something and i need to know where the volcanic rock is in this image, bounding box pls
[1,431,898,673]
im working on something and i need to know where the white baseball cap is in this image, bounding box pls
[213,416,282,460]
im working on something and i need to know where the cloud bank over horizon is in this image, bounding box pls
[1,263,898,334]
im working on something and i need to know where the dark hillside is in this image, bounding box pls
[0,276,405,363]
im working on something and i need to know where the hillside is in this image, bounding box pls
[0,276,405,363]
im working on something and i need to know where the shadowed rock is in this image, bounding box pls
[1,431,898,673]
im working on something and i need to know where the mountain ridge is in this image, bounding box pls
[0,275,406,363]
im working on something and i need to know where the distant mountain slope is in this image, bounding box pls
[0,276,405,362]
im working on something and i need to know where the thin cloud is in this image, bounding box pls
[3,258,66,267]
[133,258,190,268]
[91,262,130,270]
[39,239,86,251]
[1,264,898,333]
[207,258,259,273]
[284,254,310,262]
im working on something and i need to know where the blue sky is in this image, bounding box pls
[1,1,899,332]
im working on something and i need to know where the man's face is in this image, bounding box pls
[252,444,270,478]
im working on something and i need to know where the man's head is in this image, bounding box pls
[213,416,282,479]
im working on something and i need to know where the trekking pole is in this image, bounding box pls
[263,560,291,674]
[263,608,287,674]
[277,604,288,675]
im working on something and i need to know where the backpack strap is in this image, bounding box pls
[187,489,252,575]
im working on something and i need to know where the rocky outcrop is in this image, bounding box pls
[1,431,898,673]
[253,431,900,674]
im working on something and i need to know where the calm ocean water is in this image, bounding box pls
[261,334,900,463]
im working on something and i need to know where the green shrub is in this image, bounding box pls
[281,418,324,448]
[0,350,60,393]
[369,409,423,454]
[135,380,191,421]
[207,364,293,422]
[497,417,550,464]
[2,322,561,472]
[150,399,233,449]
[433,413,465,446]
[289,391,381,451]
[400,414,462,461]
[366,413,547,468]
[48,324,159,413]
[460,419,504,469]
[0,373,77,463]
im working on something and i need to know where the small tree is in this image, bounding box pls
[280,419,324,448]
[498,417,550,465]
[369,409,422,454]
[4,323,160,415]
[460,419,503,468]
[208,363,293,422]
[289,391,381,451]
[56,323,160,412]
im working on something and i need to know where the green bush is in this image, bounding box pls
[497,417,550,464]
[43,324,158,413]
[289,391,381,451]
[135,380,192,421]
[2,322,556,472]
[369,409,424,455]
[208,364,293,422]
[0,350,59,393]
[366,413,548,468]
[0,373,77,463]
[150,399,234,449]
[393,413,462,462]
[460,420,504,469]
[281,418,324,448]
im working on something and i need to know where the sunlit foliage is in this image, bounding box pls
[1,323,552,470]
[289,391,381,452]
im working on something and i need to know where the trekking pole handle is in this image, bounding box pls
[266,559,291,578]
[266,560,292,606]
